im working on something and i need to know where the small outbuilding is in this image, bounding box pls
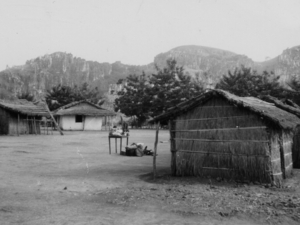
[260,95,300,168]
[54,100,116,131]
[0,99,50,135]
[150,90,300,185]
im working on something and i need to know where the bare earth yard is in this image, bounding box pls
[0,130,300,225]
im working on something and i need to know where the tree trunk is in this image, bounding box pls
[153,121,160,179]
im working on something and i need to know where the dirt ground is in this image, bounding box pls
[0,130,300,225]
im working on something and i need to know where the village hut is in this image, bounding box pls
[150,89,300,185]
[0,99,50,135]
[53,100,116,131]
[261,95,300,168]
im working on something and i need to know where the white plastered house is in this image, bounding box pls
[53,100,116,131]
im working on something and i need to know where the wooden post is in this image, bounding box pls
[46,119,48,135]
[82,116,85,131]
[50,120,53,135]
[169,120,176,175]
[108,137,111,154]
[33,117,37,135]
[17,114,20,136]
[43,102,64,135]
[120,137,122,153]
[26,115,29,134]
[107,116,109,131]
[279,130,286,179]
[106,116,108,131]
[153,121,160,180]
[108,116,111,130]
[37,120,40,135]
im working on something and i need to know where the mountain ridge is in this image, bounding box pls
[0,45,300,100]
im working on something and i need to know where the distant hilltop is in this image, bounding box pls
[154,45,254,86]
[0,45,300,100]
[154,45,300,85]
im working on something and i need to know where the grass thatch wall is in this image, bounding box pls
[292,128,300,168]
[24,116,42,134]
[269,130,285,185]
[171,97,291,185]
[7,113,41,135]
[9,114,27,135]
[282,131,293,176]
[0,107,9,134]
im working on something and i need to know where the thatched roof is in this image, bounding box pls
[0,99,50,116]
[53,100,116,116]
[150,89,300,131]
[262,95,300,118]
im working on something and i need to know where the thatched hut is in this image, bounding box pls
[0,99,50,135]
[260,95,300,168]
[150,90,300,185]
[53,100,116,131]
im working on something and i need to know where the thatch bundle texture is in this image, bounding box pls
[0,100,49,135]
[9,114,42,135]
[292,128,300,168]
[151,90,300,185]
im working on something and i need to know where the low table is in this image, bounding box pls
[108,135,129,154]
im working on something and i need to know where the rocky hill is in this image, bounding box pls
[1,45,300,100]
[255,45,300,83]
[0,52,154,99]
[154,45,255,87]
[154,45,300,86]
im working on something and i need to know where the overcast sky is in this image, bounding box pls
[0,0,300,70]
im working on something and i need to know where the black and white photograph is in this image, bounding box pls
[0,0,300,224]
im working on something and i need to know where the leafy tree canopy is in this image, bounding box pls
[46,82,103,111]
[216,65,284,98]
[115,59,203,125]
[148,59,203,116]
[114,73,152,125]
[287,75,300,92]
[285,75,300,105]
[17,92,35,102]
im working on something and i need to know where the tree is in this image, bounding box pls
[115,59,203,125]
[46,82,103,111]
[72,82,103,104]
[285,75,300,105]
[148,59,203,117]
[216,65,284,98]
[114,73,152,126]
[287,75,300,91]
[46,84,75,110]
[116,79,124,85]
[17,92,35,102]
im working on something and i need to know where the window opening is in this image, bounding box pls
[75,115,83,123]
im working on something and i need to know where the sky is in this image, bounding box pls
[0,0,300,70]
